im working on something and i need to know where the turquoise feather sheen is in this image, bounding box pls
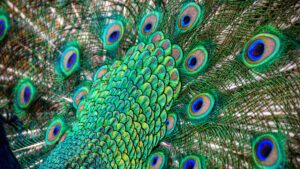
[72,81,91,109]
[40,33,181,168]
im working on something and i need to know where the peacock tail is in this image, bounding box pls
[0,0,299,168]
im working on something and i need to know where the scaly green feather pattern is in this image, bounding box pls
[40,34,181,168]
[0,0,299,169]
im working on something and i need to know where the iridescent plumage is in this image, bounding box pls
[0,0,299,169]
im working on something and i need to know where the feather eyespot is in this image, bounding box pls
[108,30,120,42]
[15,79,37,109]
[187,93,215,121]
[140,12,160,36]
[0,14,8,41]
[59,46,80,77]
[180,155,203,169]
[242,33,282,68]
[0,18,5,37]
[177,2,203,32]
[52,125,60,137]
[147,151,166,169]
[256,139,274,161]
[183,159,196,169]
[166,113,177,135]
[144,23,153,33]
[45,118,66,145]
[184,46,208,74]
[252,134,285,168]
[181,15,191,27]
[103,21,124,48]
[72,82,90,109]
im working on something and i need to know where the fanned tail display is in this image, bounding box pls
[0,0,299,168]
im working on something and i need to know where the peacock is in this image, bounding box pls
[0,0,299,168]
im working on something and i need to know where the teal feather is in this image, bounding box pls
[0,0,299,169]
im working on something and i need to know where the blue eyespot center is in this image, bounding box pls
[151,156,159,166]
[184,159,196,169]
[0,19,5,37]
[23,87,31,103]
[248,39,265,61]
[144,23,153,33]
[181,15,191,27]
[188,56,197,68]
[256,139,273,161]
[166,119,170,126]
[67,53,76,68]
[53,125,60,137]
[108,30,120,42]
[80,95,86,101]
[192,98,203,112]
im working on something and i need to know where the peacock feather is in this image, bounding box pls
[0,0,299,168]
